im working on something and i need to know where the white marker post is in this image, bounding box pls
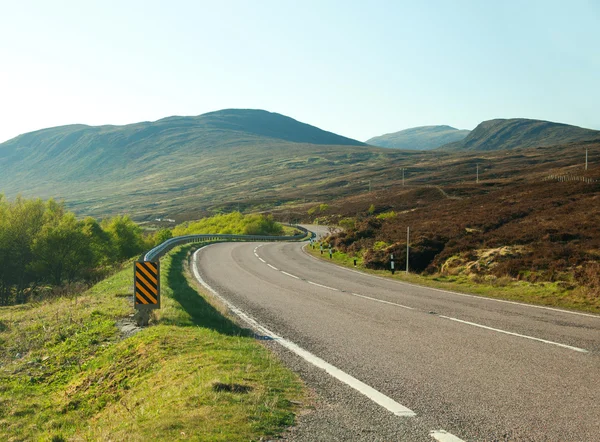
[390,253,395,275]
[406,227,410,273]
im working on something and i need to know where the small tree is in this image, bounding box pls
[31,213,93,285]
[154,228,173,246]
[102,215,145,260]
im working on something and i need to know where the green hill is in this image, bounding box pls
[0,109,395,218]
[366,125,470,150]
[442,118,600,151]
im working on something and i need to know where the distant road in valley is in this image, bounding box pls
[192,235,600,441]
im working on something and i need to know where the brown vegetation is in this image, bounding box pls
[289,141,600,301]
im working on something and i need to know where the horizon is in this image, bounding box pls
[1,1,599,144]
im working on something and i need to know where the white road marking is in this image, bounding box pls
[308,281,339,291]
[265,243,590,353]
[256,246,415,308]
[424,287,600,319]
[267,264,279,271]
[430,430,465,442]
[301,244,599,319]
[281,271,300,280]
[351,293,414,310]
[439,315,588,353]
[258,257,266,263]
[192,247,416,417]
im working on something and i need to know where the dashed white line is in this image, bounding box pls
[267,264,279,271]
[281,271,300,280]
[439,315,588,353]
[262,243,588,353]
[192,247,416,418]
[301,244,599,319]
[255,246,413,308]
[308,281,339,291]
[430,430,465,442]
[351,293,414,310]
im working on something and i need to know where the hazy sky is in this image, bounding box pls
[1,0,599,143]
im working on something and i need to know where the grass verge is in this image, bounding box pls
[0,244,305,441]
[306,243,600,314]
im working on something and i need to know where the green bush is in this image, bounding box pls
[0,196,150,306]
[173,212,283,237]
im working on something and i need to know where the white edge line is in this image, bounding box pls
[430,430,466,442]
[192,246,416,417]
[438,315,588,353]
[267,263,279,271]
[301,244,599,319]
[258,257,266,263]
[351,293,414,310]
[281,271,300,280]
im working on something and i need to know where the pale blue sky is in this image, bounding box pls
[1,0,599,143]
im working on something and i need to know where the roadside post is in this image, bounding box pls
[406,227,410,273]
[329,246,333,259]
[320,244,323,255]
[134,260,160,326]
[390,253,395,275]
[353,258,357,266]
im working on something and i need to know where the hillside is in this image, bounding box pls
[0,109,384,218]
[366,125,470,150]
[442,118,600,151]
[281,140,600,311]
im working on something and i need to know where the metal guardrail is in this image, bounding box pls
[143,225,313,261]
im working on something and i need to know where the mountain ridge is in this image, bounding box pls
[3,109,365,150]
[366,125,470,150]
[0,108,385,217]
[441,118,600,151]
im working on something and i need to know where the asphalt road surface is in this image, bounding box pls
[192,237,600,441]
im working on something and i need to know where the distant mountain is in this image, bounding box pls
[366,125,470,150]
[0,109,388,217]
[442,118,600,151]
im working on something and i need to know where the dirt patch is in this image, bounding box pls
[115,317,144,339]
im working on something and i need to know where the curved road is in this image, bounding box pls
[192,239,600,441]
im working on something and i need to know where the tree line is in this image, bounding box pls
[0,196,164,306]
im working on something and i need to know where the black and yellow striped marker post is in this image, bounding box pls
[134,261,160,310]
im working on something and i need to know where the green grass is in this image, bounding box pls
[307,244,600,314]
[0,245,305,441]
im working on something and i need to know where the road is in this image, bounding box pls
[192,237,600,441]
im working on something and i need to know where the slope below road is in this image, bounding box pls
[193,241,599,441]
